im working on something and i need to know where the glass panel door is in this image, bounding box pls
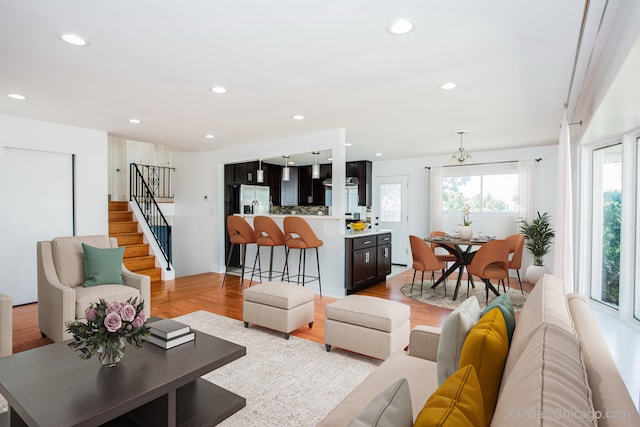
[591,144,622,308]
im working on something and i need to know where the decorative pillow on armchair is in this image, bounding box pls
[81,243,125,287]
[437,296,482,385]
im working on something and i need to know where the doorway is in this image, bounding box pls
[374,176,408,266]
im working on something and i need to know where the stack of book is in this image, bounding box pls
[147,319,195,349]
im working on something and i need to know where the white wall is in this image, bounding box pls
[372,145,558,270]
[0,115,108,303]
[170,129,346,278]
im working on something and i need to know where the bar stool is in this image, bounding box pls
[250,215,287,282]
[223,215,260,291]
[283,216,323,297]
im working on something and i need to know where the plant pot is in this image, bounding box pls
[458,226,473,241]
[525,265,550,286]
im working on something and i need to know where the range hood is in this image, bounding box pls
[322,177,359,187]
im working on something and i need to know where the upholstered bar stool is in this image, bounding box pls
[251,215,287,282]
[223,215,260,291]
[283,216,323,297]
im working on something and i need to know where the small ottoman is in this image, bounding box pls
[243,281,315,339]
[324,295,410,360]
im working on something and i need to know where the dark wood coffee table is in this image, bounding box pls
[0,330,246,426]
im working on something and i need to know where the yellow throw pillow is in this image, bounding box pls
[413,364,484,427]
[458,308,509,427]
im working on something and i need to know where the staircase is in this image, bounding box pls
[108,201,162,282]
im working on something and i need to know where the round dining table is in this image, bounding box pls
[423,236,498,301]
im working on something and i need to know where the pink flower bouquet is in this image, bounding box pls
[66,297,150,363]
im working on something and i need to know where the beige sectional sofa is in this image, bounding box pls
[318,274,640,426]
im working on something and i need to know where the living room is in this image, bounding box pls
[1,1,640,425]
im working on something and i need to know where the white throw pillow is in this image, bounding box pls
[436,296,482,385]
[348,378,413,427]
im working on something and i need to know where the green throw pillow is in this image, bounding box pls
[82,243,125,287]
[482,293,515,344]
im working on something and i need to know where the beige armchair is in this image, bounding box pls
[0,292,12,356]
[37,235,151,342]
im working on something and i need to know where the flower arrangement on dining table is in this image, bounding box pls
[461,204,472,226]
[65,297,150,366]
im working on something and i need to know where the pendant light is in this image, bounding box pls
[257,159,264,183]
[311,151,320,179]
[282,155,290,182]
[451,130,471,163]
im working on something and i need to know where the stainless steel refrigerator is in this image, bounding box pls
[239,184,270,215]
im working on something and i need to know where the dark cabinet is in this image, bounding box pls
[377,233,392,279]
[345,232,392,293]
[346,160,372,207]
[298,163,332,206]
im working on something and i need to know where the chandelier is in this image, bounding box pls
[452,130,471,163]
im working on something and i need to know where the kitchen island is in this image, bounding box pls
[233,215,393,298]
[234,214,345,298]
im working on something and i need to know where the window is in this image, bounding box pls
[379,183,402,222]
[439,163,521,238]
[442,173,519,213]
[590,144,622,308]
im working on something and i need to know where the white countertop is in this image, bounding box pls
[344,229,392,238]
[234,213,341,221]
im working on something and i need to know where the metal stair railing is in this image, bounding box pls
[130,163,173,271]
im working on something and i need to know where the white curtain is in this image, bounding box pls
[518,159,536,272]
[553,108,575,291]
[429,166,444,232]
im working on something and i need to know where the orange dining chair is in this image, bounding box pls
[251,216,287,282]
[429,231,457,279]
[223,215,260,291]
[409,235,447,296]
[283,216,323,297]
[505,234,525,294]
[465,239,510,304]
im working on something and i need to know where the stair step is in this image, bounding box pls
[124,256,156,271]
[124,244,150,258]
[137,267,163,282]
[109,222,139,234]
[115,233,144,246]
[109,211,133,222]
[109,201,129,212]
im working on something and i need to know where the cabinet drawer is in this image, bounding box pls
[376,233,392,245]
[352,236,377,250]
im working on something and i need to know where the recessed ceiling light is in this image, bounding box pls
[211,86,227,94]
[387,19,414,35]
[441,82,457,90]
[128,118,141,124]
[205,134,215,139]
[292,115,304,120]
[60,33,89,47]
[375,153,383,156]
[8,93,27,100]
[345,143,352,147]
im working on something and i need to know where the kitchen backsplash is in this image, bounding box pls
[271,206,330,215]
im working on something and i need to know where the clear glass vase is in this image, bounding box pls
[97,338,126,367]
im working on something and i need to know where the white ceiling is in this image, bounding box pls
[0,1,589,161]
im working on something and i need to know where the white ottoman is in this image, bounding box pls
[243,281,315,339]
[324,295,410,360]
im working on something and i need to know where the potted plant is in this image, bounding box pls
[519,211,555,285]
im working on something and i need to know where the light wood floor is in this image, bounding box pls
[11,268,533,353]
